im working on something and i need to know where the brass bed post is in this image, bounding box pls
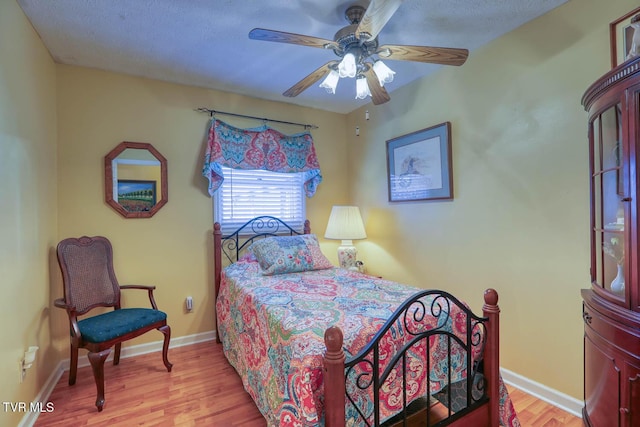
[482,288,500,426]
[324,326,346,427]
[214,222,222,344]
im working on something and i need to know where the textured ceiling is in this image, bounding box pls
[17,0,568,114]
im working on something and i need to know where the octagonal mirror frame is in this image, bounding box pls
[104,141,168,218]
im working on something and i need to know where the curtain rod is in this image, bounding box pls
[196,107,318,130]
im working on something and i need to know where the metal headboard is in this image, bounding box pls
[218,216,310,264]
[213,216,311,343]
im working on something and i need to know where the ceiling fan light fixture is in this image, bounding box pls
[248,0,469,106]
[338,52,357,78]
[355,76,371,99]
[319,69,340,94]
[373,60,395,86]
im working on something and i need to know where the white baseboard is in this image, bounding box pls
[20,339,582,426]
[16,360,67,427]
[19,331,216,427]
[500,367,583,418]
[61,330,216,371]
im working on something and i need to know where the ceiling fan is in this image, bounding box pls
[248,0,469,105]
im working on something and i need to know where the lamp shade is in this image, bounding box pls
[324,206,367,241]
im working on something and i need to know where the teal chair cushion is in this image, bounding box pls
[78,308,167,343]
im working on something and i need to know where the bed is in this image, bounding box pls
[213,216,519,427]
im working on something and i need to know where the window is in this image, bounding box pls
[214,166,306,235]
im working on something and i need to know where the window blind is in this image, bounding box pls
[213,166,306,235]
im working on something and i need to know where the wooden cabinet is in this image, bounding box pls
[582,292,640,426]
[582,57,640,427]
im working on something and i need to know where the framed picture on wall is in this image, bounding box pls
[610,6,640,68]
[116,180,157,212]
[386,122,453,202]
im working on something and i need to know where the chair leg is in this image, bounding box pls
[113,343,121,366]
[68,342,79,386]
[88,349,111,412]
[159,325,173,372]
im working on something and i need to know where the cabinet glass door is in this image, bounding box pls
[591,103,625,297]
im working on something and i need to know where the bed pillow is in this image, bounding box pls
[237,251,257,263]
[249,234,333,275]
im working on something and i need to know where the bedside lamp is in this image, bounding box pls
[324,205,367,269]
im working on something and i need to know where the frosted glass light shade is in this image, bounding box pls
[373,60,395,86]
[355,77,371,99]
[319,70,340,94]
[338,53,357,78]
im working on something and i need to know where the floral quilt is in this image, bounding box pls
[216,260,520,427]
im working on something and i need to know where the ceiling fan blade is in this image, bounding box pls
[378,44,469,66]
[283,61,339,98]
[249,28,337,50]
[364,66,391,105]
[356,0,404,41]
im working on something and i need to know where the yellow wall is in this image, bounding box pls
[345,0,633,400]
[0,1,58,426]
[4,0,639,421]
[55,65,349,352]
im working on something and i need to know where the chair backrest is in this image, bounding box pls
[57,236,121,315]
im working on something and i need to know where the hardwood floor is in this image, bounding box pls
[505,386,583,427]
[35,341,265,427]
[34,341,583,426]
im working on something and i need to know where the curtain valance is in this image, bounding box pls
[202,119,322,197]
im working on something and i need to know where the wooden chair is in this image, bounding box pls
[54,236,172,411]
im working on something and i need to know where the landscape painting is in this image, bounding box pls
[117,180,157,212]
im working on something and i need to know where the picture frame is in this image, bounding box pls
[116,179,157,212]
[386,121,453,202]
[610,6,640,68]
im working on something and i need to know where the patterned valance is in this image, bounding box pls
[202,119,322,197]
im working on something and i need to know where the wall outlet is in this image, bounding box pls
[186,296,193,311]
